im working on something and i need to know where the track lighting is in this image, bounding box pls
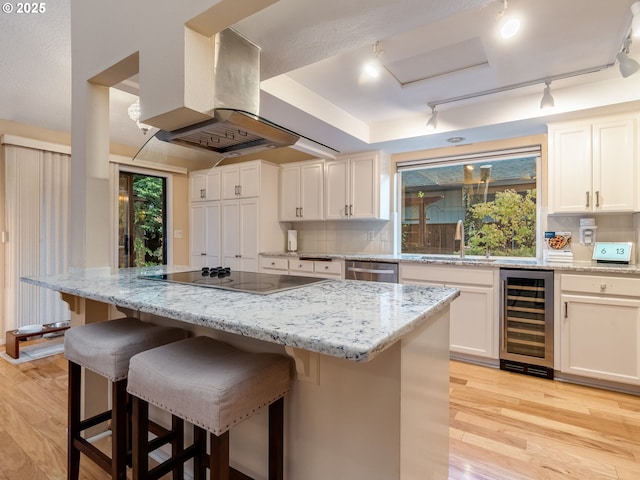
[497,0,521,39]
[363,41,384,79]
[617,37,640,78]
[426,105,438,130]
[539,81,554,109]
[127,99,152,134]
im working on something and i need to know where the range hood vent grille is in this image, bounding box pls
[156,109,299,156]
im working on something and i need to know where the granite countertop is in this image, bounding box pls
[262,252,640,274]
[22,266,459,362]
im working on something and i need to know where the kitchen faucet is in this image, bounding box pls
[455,220,465,259]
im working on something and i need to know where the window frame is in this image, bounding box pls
[396,146,543,259]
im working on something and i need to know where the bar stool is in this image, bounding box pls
[127,336,291,480]
[64,317,189,480]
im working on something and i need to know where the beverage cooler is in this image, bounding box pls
[499,269,554,379]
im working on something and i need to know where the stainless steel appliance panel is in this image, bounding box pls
[346,261,398,283]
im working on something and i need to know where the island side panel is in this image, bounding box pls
[401,305,450,479]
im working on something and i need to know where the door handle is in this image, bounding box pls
[585,191,589,208]
[595,190,600,207]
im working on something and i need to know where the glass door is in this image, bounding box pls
[118,172,167,268]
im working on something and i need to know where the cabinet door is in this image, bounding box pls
[349,153,378,219]
[324,159,349,219]
[205,170,221,201]
[221,168,240,199]
[549,124,592,213]
[190,204,207,266]
[190,203,220,267]
[448,284,496,358]
[238,163,260,198]
[221,201,240,269]
[561,294,640,385]
[592,117,636,212]
[279,166,301,221]
[299,162,324,220]
[238,198,259,272]
[189,172,207,202]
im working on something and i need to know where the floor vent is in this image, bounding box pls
[500,359,553,379]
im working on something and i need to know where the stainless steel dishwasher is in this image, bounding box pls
[345,260,398,283]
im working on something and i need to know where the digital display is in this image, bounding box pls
[592,242,633,263]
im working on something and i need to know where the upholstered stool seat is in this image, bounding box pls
[64,317,188,480]
[127,336,291,480]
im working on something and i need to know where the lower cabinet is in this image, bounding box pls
[222,199,258,272]
[260,256,344,279]
[560,273,640,385]
[190,203,220,268]
[400,264,498,359]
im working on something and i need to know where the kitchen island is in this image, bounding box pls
[23,266,459,480]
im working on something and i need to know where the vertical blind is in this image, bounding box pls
[4,144,70,330]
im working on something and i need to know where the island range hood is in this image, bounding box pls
[154,28,300,159]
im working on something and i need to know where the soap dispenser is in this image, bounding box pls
[579,218,597,245]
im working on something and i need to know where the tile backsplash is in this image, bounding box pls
[292,220,395,254]
[546,214,638,263]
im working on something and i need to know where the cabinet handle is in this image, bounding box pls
[201,188,206,199]
[238,185,242,196]
[271,262,276,266]
[201,253,206,256]
[595,190,600,207]
[585,191,589,208]
[564,301,568,318]
[296,207,300,217]
[300,207,303,217]
[349,204,353,216]
[345,205,349,216]
[235,254,241,258]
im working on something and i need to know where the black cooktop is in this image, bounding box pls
[139,268,328,294]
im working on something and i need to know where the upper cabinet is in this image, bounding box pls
[324,151,390,220]
[221,162,260,199]
[279,160,324,221]
[548,114,637,214]
[189,169,221,202]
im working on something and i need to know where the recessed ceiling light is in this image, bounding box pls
[447,137,465,144]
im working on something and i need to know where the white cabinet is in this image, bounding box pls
[288,259,343,278]
[221,198,258,272]
[324,151,390,220]
[189,161,284,273]
[189,169,221,202]
[190,203,221,267]
[548,115,637,213]
[221,162,260,199]
[400,264,497,359]
[559,273,640,385]
[259,256,289,273]
[279,160,324,221]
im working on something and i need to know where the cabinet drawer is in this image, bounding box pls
[260,257,289,271]
[289,259,315,274]
[561,274,640,296]
[400,264,494,286]
[314,261,342,276]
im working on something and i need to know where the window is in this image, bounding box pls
[118,172,167,267]
[398,147,540,258]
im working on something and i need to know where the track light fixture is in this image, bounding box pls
[127,99,152,135]
[426,105,438,130]
[497,0,521,39]
[617,37,640,78]
[363,41,384,79]
[539,81,554,109]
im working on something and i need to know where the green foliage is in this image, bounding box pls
[132,176,164,266]
[466,189,536,257]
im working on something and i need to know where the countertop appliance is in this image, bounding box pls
[139,268,328,294]
[500,269,554,379]
[345,261,398,283]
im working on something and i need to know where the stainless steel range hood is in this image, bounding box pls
[153,29,301,160]
[155,108,299,156]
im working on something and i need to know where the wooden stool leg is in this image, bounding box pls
[209,431,230,480]
[192,425,208,480]
[112,379,128,480]
[269,398,284,480]
[171,415,184,480]
[67,361,81,480]
[132,396,149,480]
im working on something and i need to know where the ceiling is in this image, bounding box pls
[1,0,639,159]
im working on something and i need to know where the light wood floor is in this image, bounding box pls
[1,347,639,479]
